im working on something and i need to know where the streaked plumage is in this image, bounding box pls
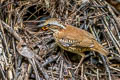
[38,18,109,65]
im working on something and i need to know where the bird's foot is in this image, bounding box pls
[74,56,85,74]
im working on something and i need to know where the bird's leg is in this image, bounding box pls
[74,54,85,74]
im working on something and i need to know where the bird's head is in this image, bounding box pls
[38,18,66,32]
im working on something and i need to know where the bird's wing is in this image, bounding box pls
[74,29,95,48]
[57,37,94,48]
[58,38,78,47]
[55,25,96,48]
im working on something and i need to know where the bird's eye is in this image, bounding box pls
[41,27,48,30]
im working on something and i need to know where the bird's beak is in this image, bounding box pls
[37,20,46,28]
[37,20,49,30]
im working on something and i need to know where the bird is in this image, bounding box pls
[37,18,109,68]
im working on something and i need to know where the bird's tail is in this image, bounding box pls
[91,41,109,56]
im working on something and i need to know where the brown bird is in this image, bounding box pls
[38,18,109,67]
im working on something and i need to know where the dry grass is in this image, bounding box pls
[0,0,120,80]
